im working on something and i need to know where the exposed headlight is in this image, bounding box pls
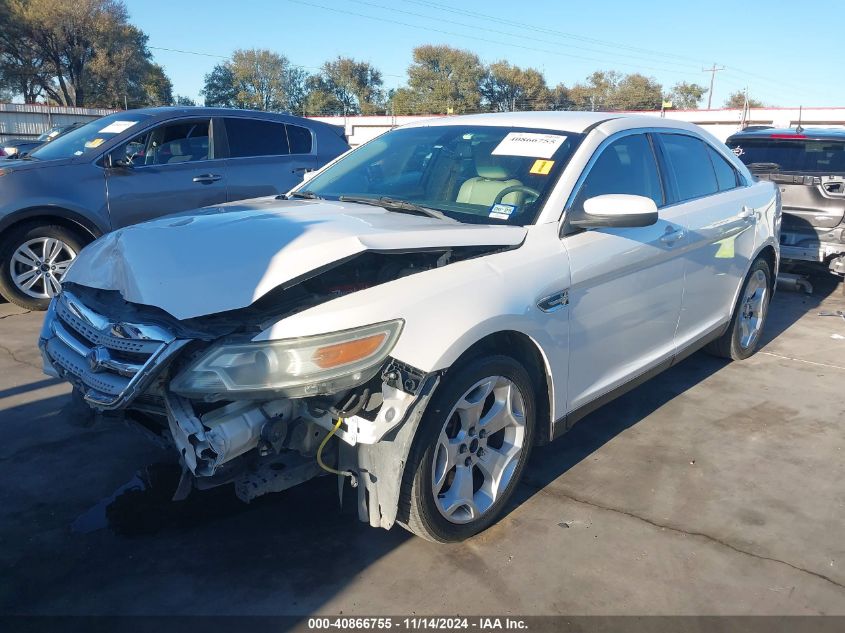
[170,320,403,399]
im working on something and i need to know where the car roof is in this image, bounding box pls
[119,106,339,130]
[398,111,708,135]
[728,127,845,141]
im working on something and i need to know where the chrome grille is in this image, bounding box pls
[39,290,187,410]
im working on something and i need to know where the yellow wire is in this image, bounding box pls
[316,417,351,478]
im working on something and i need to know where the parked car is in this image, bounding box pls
[1,122,84,159]
[40,112,779,542]
[727,127,845,276]
[0,107,349,309]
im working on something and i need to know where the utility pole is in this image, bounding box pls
[702,63,725,110]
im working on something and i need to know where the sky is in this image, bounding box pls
[125,0,841,109]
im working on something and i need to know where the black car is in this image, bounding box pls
[726,127,845,276]
[1,122,84,159]
[0,107,349,309]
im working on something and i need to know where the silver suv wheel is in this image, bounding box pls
[431,375,527,524]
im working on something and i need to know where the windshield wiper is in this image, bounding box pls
[339,195,452,221]
[279,190,322,200]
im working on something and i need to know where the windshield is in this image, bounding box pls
[302,125,583,225]
[29,112,151,161]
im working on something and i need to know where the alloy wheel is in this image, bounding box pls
[431,375,527,524]
[10,237,76,299]
[738,268,768,349]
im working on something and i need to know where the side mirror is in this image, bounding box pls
[569,194,658,229]
[105,147,132,169]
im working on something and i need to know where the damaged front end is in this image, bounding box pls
[38,246,475,529]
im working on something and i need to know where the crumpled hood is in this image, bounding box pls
[65,197,527,320]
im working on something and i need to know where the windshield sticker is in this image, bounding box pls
[99,120,138,134]
[489,203,516,220]
[732,146,744,157]
[529,159,555,175]
[492,132,567,159]
[84,138,105,149]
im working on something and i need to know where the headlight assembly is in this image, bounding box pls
[170,320,404,399]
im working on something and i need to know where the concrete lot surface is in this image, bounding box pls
[1,273,844,616]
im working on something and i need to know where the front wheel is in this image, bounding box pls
[398,355,536,542]
[0,223,84,310]
[706,258,771,360]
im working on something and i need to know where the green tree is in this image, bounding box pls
[667,81,708,110]
[173,94,196,106]
[200,49,306,112]
[614,73,663,110]
[0,0,172,107]
[201,64,238,107]
[569,71,663,111]
[480,61,549,112]
[548,83,573,110]
[724,90,764,109]
[308,57,384,115]
[400,45,484,114]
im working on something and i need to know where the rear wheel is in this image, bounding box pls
[0,223,85,310]
[706,258,771,360]
[398,355,535,542]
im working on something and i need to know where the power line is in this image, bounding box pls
[350,0,704,73]
[284,0,715,80]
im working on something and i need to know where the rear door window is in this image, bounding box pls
[659,134,718,202]
[727,138,845,173]
[286,124,313,154]
[575,133,664,208]
[707,146,740,191]
[224,118,289,158]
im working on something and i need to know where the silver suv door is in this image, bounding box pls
[105,117,228,228]
[562,132,686,412]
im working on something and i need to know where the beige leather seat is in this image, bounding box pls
[456,163,525,207]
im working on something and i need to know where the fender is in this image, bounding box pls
[0,205,107,239]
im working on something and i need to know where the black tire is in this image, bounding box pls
[0,222,86,310]
[705,257,772,360]
[398,355,536,542]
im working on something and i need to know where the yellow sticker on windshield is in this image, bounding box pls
[84,138,105,149]
[530,159,554,175]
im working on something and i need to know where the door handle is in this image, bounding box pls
[192,174,222,184]
[291,166,315,174]
[739,206,756,222]
[660,227,685,245]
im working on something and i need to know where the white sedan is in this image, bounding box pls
[40,112,780,542]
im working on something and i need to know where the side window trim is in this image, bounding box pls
[564,129,666,213]
[123,117,216,170]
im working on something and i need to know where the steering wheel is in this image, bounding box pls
[493,185,541,205]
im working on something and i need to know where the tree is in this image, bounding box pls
[306,57,383,115]
[667,81,707,110]
[200,49,306,112]
[0,0,172,107]
[400,45,484,114]
[569,71,662,111]
[724,90,764,109]
[614,73,663,110]
[548,83,574,111]
[200,64,238,107]
[480,61,549,112]
[173,94,196,106]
